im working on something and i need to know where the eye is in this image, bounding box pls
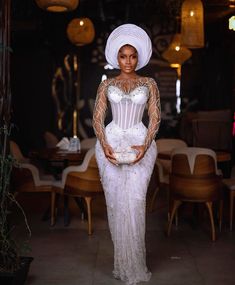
[119,55,125,59]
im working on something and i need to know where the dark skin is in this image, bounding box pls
[103,44,146,166]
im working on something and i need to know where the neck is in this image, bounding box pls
[117,71,138,79]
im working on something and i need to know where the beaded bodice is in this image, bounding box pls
[108,85,149,130]
[93,77,161,151]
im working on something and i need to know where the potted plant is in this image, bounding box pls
[0,1,33,283]
[0,137,33,285]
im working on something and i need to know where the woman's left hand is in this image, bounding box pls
[131,145,146,164]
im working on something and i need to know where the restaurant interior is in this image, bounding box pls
[1,0,235,284]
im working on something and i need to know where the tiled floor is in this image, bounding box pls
[15,186,235,285]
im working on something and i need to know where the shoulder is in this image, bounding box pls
[97,78,112,90]
[143,77,160,99]
[144,77,158,86]
[145,77,159,93]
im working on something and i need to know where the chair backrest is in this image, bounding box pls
[156,139,187,174]
[172,147,217,175]
[156,138,187,153]
[44,131,59,148]
[11,161,53,192]
[11,166,35,192]
[65,154,103,195]
[10,140,29,163]
[170,147,221,201]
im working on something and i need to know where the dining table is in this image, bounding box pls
[29,147,86,166]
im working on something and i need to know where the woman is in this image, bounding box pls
[93,23,161,285]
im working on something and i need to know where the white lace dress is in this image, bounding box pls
[93,77,161,285]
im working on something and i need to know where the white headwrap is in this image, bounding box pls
[105,23,152,71]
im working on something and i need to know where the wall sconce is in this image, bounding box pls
[229,16,235,31]
[181,0,204,48]
[67,18,95,46]
[35,0,79,12]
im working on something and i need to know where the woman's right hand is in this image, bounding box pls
[103,144,118,165]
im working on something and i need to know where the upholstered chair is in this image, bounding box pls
[167,147,223,241]
[52,147,103,235]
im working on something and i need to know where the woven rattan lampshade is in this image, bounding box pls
[35,0,79,12]
[181,0,204,48]
[162,34,192,68]
[67,18,95,46]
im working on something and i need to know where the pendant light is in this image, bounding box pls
[162,33,192,70]
[35,0,79,12]
[67,18,95,46]
[162,33,192,114]
[181,0,204,48]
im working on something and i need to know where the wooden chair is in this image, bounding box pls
[11,162,55,224]
[52,147,103,235]
[10,140,55,223]
[10,140,30,163]
[43,131,59,148]
[156,138,188,174]
[167,147,223,241]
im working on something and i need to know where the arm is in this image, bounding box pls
[92,80,108,149]
[144,78,161,151]
[132,78,161,164]
[92,80,117,164]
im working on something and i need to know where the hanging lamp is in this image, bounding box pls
[181,0,204,48]
[35,0,79,12]
[67,18,95,46]
[162,34,191,114]
[162,33,192,71]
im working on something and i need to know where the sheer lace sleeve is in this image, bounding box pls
[92,80,109,148]
[144,78,161,151]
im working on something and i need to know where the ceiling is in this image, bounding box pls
[10,0,235,50]
[11,0,235,24]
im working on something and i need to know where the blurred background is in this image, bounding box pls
[6,0,235,158]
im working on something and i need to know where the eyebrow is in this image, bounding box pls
[118,50,137,56]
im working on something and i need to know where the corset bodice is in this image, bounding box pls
[107,85,149,130]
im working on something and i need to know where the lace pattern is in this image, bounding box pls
[144,78,161,151]
[92,79,109,148]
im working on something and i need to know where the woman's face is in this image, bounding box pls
[117,45,138,74]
